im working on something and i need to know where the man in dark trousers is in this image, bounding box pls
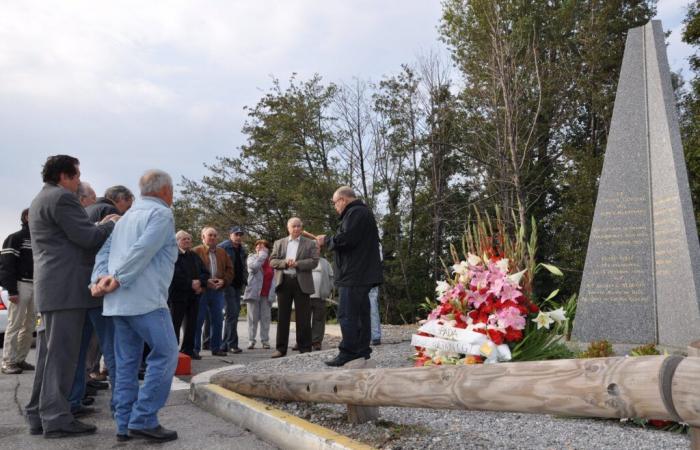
[218,226,247,353]
[25,155,117,438]
[269,217,319,357]
[68,184,135,415]
[169,230,209,358]
[0,208,35,375]
[316,186,383,367]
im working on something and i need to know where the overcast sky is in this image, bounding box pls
[0,0,695,240]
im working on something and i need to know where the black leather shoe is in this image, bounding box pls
[44,420,97,438]
[324,354,367,367]
[17,360,35,371]
[116,433,130,442]
[72,406,98,419]
[87,379,109,390]
[29,425,43,435]
[191,353,202,360]
[128,425,178,442]
[212,350,228,357]
[230,347,242,354]
[81,396,95,406]
[85,386,98,396]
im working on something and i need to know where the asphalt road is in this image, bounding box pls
[0,320,330,449]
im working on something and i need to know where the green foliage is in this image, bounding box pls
[174,1,662,325]
[577,340,614,358]
[510,295,577,362]
[175,74,341,242]
[682,1,700,237]
[629,343,661,356]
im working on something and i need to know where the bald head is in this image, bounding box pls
[332,186,356,214]
[78,182,97,207]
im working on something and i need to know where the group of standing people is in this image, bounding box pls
[0,153,383,443]
[0,154,182,442]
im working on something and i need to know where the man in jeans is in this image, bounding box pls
[91,169,179,443]
[0,208,35,375]
[218,226,247,353]
[192,227,234,357]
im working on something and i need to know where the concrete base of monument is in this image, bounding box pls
[190,365,372,450]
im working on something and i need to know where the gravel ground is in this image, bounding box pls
[218,325,690,449]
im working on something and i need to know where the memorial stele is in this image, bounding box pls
[572,21,700,347]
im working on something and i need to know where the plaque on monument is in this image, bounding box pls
[572,21,700,347]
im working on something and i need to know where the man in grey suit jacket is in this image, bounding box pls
[25,155,116,439]
[269,217,319,357]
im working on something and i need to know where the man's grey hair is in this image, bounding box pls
[287,217,303,226]
[139,169,172,195]
[175,230,192,241]
[77,182,95,200]
[334,186,356,199]
[201,226,218,237]
[104,185,134,203]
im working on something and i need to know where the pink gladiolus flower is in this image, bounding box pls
[488,273,508,296]
[470,270,489,290]
[499,283,522,304]
[497,306,526,330]
[467,289,490,309]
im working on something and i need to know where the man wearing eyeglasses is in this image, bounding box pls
[316,186,383,367]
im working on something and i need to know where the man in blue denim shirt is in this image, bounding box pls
[91,169,179,443]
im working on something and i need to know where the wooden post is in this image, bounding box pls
[211,355,700,426]
[688,341,700,450]
[344,358,379,424]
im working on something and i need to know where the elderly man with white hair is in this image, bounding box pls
[168,230,209,358]
[90,169,179,443]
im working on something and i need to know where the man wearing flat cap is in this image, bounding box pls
[218,226,247,353]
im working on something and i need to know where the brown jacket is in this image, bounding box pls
[192,244,234,288]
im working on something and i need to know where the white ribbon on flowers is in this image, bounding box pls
[411,320,512,363]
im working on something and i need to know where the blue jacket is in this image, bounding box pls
[92,196,177,316]
[218,240,248,288]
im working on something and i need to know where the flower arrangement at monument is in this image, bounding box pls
[412,211,574,366]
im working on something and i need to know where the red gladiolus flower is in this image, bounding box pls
[647,419,672,428]
[529,303,540,313]
[488,329,504,345]
[505,327,523,342]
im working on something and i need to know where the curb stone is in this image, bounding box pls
[190,366,374,450]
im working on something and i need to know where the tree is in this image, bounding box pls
[682,0,700,234]
[176,75,341,241]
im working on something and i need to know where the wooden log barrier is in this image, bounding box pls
[210,355,700,426]
[685,341,700,450]
[344,358,380,424]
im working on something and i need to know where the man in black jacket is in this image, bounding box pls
[0,209,35,375]
[68,184,135,414]
[317,186,383,367]
[86,185,134,222]
[168,231,209,358]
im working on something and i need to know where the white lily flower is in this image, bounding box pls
[452,261,469,275]
[507,269,527,285]
[548,307,567,322]
[467,253,482,267]
[435,281,450,297]
[495,258,509,273]
[533,311,554,329]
